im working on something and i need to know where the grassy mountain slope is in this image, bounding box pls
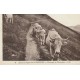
[3,14,80,61]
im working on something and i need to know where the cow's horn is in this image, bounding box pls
[63,37,69,40]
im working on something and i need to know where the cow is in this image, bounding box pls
[32,23,42,39]
[39,29,46,45]
[5,14,13,24]
[46,28,68,60]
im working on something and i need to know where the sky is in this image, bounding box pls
[48,14,80,27]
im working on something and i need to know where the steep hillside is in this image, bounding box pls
[69,25,80,33]
[3,14,80,61]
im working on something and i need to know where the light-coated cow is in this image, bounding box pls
[39,29,46,45]
[32,23,42,39]
[5,14,13,24]
[46,28,68,60]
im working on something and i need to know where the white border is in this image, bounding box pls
[0,0,80,14]
[0,0,80,80]
[1,14,80,65]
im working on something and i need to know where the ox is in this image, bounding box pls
[46,28,68,60]
[5,14,13,24]
[32,23,42,39]
[39,29,46,45]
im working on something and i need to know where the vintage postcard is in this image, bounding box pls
[0,14,80,64]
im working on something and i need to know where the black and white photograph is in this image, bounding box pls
[1,0,80,80]
[2,14,80,62]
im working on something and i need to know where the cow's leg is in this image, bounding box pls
[42,39,44,45]
[11,18,13,24]
[41,36,43,45]
[57,53,60,61]
[6,18,8,23]
[43,35,45,45]
[41,36,44,45]
[9,18,11,23]
[10,18,12,23]
[38,37,39,41]
[40,38,43,45]
[50,42,54,58]
[8,18,10,23]
[41,40,42,45]
[35,33,37,38]
[42,39,45,45]
[42,37,44,45]
[37,35,40,42]
[40,36,42,45]
[5,18,7,23]
[36,34,39,41]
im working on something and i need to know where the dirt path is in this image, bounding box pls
[25,26,40,61]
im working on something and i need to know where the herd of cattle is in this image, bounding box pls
[31,23,68,60]
[4,14,68,60]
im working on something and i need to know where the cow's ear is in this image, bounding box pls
[62,38,68,45]
[63,40,67,45]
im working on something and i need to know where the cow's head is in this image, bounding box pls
[51,37,68,54]
[33,23,42,33]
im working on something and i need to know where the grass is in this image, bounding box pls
[3,14,80,61]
